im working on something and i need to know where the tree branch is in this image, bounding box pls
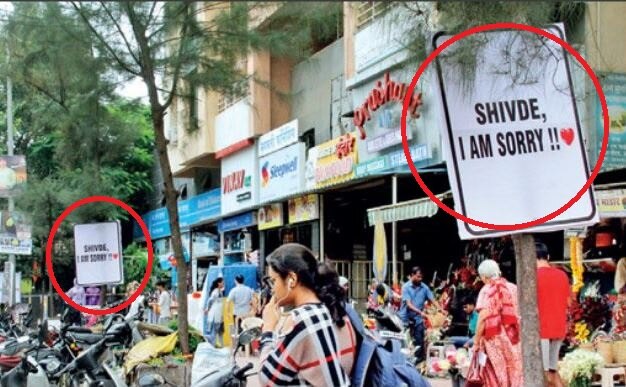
[99,1,143,68]
[70,2,142,77]
[21,78,71,113]
[160,8,193,111]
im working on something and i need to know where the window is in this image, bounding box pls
[188,84,198,131]
[356,2,390,29]
[300,128,315,152]
[217,58,250,113]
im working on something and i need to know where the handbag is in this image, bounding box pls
[465,350,484,387]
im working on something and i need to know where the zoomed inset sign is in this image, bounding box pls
[433,23,598,239]
[74,221,123,286]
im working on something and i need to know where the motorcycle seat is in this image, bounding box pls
[65,326,93,334]
[71,332,103,345]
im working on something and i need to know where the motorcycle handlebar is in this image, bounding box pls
[233,362,254,380]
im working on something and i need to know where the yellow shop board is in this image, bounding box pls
[313,132,358,189]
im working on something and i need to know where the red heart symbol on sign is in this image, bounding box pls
[112,253,118,260]
[560,128,575,145]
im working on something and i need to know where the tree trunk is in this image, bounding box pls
[151,110,190,354]
[513,234,545,387]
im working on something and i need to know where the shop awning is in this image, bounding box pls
[367,191,452,226]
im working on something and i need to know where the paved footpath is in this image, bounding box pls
[237,354,452,387]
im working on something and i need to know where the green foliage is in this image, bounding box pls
[394,1,587,96]
[0,3,155,287]
[167,319,203,354]
[123,243,168,292]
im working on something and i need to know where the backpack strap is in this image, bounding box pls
[345,304,367,339]
[352,334,377,387]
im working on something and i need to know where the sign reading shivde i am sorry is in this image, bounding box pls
[74,222,123,286]
[433,24,598,239]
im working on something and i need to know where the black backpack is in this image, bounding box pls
[344,305,431,387]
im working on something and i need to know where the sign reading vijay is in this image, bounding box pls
[74,222,123,286]
[434,24,597,239]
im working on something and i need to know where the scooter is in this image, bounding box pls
[191,326,262,387]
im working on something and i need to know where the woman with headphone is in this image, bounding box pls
[259,243,356,387]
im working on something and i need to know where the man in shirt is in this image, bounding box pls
[156,281,172,325]
[536,242,571,387]
[228,275,254,333]
[399,266,441,363]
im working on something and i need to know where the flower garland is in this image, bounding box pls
[570,236,584,293]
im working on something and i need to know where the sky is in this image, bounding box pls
[0,2,148,102]
[117,77,149,102]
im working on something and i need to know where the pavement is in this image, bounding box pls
[236,353,453,387]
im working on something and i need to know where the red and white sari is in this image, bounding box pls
[476,278,523,387]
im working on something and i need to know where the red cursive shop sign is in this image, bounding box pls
[353,72,423,140]
[335,133,355,159]
[223,169,245,194]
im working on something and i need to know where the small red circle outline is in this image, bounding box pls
[45,195,154,316]
[400,22,609,231]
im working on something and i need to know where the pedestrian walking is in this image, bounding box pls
[398,266,442,363]
[536,242,571,387]
[259,243,356,386]
[473,259,522,387]
[153,281,171,325]
[66,278,85,325]
[125,281,145,319]
[227,275,254,334]
[204,277,225,347]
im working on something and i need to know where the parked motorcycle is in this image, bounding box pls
[191,326,262,387]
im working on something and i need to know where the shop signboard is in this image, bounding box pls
[596,189,626,218]
[0,211,32,255]
[74,221,124,286]
[133,189,221,240]
[0,155,27,198]
[259,142,305,203]
[356,144,431,178]
[218,212,257,234]
[258,119,299,157]
[258,203,284,231]
[307,132,359,190]
[351,68,441,177]
[221,145,258,215]
[288,194,319,224]
[595,73,626,172]
[434,24,598,239]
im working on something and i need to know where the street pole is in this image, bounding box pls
[512,234,544,387]
[6,46,15,306]
[391,175,398,286]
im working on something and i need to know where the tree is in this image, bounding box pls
[62,1,340,353]
[389,3,586,385]
[0,3,155,303]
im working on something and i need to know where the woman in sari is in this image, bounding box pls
[473,259,523,387]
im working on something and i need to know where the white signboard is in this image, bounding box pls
[259,142,305,203]
[221,145,258,215]
[434,24,598,239]
[74,222,123,286]
[258,119,299,157]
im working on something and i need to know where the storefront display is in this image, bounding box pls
[218,211,258,266]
